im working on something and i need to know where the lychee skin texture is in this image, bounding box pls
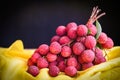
[49,65,60,77]
[87,23,97,36]
[65,66,77,77]
[94,47,104,57]
[38,44,49,56]
[67,57,78,67]
[58,61,66,72]
[50,41,61,54]
[94,56,106,65]
[59,36,71,45]
[72,42,85,55]
[102,37,114,49]
[76,36,86,43]
[67,28,77,39]
[77,24,88,36]
[46,52,57,62]
[27,65,39,77]
[85,35,97,49]
[31,52,41,63]
[37,57,48,69]
[61,46,72,57]
[49,61,58,68]
[66,22,77,31]
[81,49,95,63]
[27,58,34,66]
[98,32,108,44]
[51,35,60,42]
[82,63,93,70]
[56,25,66,36]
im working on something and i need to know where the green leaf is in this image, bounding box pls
[95,20,102,39]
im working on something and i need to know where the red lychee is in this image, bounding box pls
[59,36,71,45]
[72,42,85,55]
[97,32,108,44]
[84,35,97,49]
[58,61,66,72]
[61,46,72,57]
[67,28,77,39]
[50,41,61,54]
[27,65,39,77]
[81,49,95,63]
[87,23,97,36]
[56,25,66,36]
[51,35,60,42]
[67,57,78,67]
[77,24,88,36]
[101,37,114,49]
[66,22,77,31]
[37,57,48,69]
[46,52,57,62]
[38,44,49,56]
[49,65,60,77]
[82,62,93,70]
[65,66,77,77]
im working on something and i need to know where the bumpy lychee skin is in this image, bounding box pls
[27,58,34,66]
[59,36,71,45]
[49,65,60,77]
[102,37,114,49]
[82,62,93,70]
[94,56,106,65]
[38,44,49,56]
[67,28,77,39]
[37,57,48,69]
[61,46,72,57]
[76,36,86,43]
[58,61,66,72]
[31,52,41,63]
[65,66,77,77]
[51,35,60,42]
[67,57,78,67]
[94,47,104,57]
[97,32,108,44]
[56,25,66,36]
[87,23,97,36]
[72,42,85,55]
[66,22,77,31]
[49,61,58,68]
[93,48,106,65]
[50,41,61,54]
[46,52,57,62]
[27,65,39,77]
[81,49,95,63]
[84,35,97,49]
[77,24,88,36]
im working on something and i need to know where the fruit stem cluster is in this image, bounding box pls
[87,6,106,24]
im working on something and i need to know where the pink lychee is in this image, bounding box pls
[84,35,97,49]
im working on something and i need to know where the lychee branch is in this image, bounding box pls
[87,6,106,25]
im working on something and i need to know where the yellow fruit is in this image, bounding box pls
[106,46,120,60]
[4,40,34,59]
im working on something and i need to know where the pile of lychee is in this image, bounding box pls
[26,6,114,77]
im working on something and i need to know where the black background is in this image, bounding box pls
[0,0,119,48]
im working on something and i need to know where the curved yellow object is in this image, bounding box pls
[0,40,120,80]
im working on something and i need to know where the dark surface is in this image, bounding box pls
[0,0,119,48]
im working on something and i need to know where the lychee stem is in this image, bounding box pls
[87,6,106,24]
